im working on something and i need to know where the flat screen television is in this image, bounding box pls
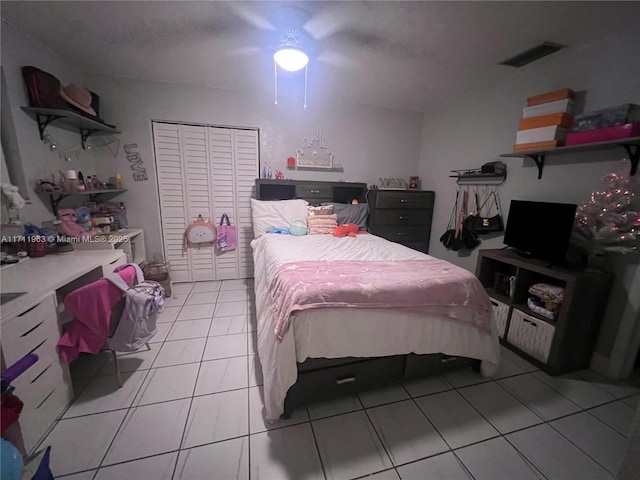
[503,200,577,265]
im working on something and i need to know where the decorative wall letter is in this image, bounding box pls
[123,143,148,182]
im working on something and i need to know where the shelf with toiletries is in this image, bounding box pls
[35,188,127,216]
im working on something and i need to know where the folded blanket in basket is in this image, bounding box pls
[528,282,563,318]
[528,283,564,303]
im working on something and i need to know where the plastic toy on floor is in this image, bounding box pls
[333,223,359,237]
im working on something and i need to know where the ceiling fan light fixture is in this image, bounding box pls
[274,47,309,72]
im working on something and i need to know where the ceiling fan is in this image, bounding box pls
[225,2,383,71]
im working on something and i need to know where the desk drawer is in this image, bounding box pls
[375,209,431,226]
[375,192,434,209]
[2,298,59,365]
[296,184,332,201]
[15,353,67,412]
[373,226,429,242]
[21,381,73,453]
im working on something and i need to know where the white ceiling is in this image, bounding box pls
[2,1,639,112]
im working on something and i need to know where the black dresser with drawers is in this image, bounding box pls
[367,190,435,253]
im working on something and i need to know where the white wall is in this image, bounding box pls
[82,73,424,257]
[419,25,640,375]
[0,21,97,224]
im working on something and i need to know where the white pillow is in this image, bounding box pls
[251,198,309,237]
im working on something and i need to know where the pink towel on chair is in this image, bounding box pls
[57,266,138,363]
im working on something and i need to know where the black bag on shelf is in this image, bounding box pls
[21,66,68,109]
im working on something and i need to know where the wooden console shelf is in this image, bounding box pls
[476,249,612,375]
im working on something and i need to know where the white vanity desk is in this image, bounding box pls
[0,249,127,453]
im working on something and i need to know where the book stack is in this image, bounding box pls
[513,88,575,153]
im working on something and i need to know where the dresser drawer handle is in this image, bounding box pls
[441,356,458,363]
[400,199,410,203]
[18,302,41,317]
[310,189,321,194]
[336,376,356,385]
[399,216,409,220]
[522,318,538,327]
[397,232,408,236]
[21,319,47,338]
[29,339,48,355]
[37,387,57,409]
[31,362,53,384]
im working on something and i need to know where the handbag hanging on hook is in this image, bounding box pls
[463,190,504,234]
[216,214,237,252]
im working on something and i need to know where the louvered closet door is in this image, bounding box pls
[209,128,258,279]
[153,123,192,282]
[155,123,257,282]
[233,130,259,278]
[182,126,216,281]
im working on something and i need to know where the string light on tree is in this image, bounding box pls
[572,160,640,255]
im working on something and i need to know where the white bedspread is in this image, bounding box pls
[251,234,500,420]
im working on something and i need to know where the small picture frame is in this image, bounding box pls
[409,176,420,190]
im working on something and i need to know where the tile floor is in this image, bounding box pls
[37,279,639,480]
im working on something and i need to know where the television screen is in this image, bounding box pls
[503,200,577,265]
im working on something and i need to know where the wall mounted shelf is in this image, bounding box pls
[449,169,507,185]
[500,136,640,179]
[286,164,345,173]
[21,106,120,149]
[35,188,127,216]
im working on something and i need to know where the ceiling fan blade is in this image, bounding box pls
[316,50,356,69]
[227,3,276,31]
[303,7,351,40]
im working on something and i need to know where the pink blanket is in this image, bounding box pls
[58,266,137,363]
[268,259,492,340]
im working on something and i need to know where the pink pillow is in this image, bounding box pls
[306,214,337,235]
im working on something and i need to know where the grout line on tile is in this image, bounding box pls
[306,404,328,480]
[546,410,627,475]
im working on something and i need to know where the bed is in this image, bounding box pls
[252,179,500,420]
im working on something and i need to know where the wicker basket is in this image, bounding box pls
[142,254,172,297]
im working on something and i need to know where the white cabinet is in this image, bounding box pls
[73,228,146,265]
[0,294,73,453]
[153,123,258,282]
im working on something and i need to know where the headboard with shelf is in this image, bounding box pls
[255,179,367,204]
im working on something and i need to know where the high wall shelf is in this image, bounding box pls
[21,106,120,149]
[35,188,127,216]
[449,168,507,185]
[500,136,640,179]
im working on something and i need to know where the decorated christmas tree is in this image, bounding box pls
[572,160,640,255]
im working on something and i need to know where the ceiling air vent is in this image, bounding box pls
[499,42,565,68]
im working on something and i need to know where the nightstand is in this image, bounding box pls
[367,190,435,253]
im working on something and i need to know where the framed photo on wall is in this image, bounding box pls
[409,176,420,190]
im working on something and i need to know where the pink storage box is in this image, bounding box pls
[565,123,640,146]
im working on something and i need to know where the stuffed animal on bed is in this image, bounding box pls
[333,223,359,238]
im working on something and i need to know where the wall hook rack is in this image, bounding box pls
[449,168,507,185]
